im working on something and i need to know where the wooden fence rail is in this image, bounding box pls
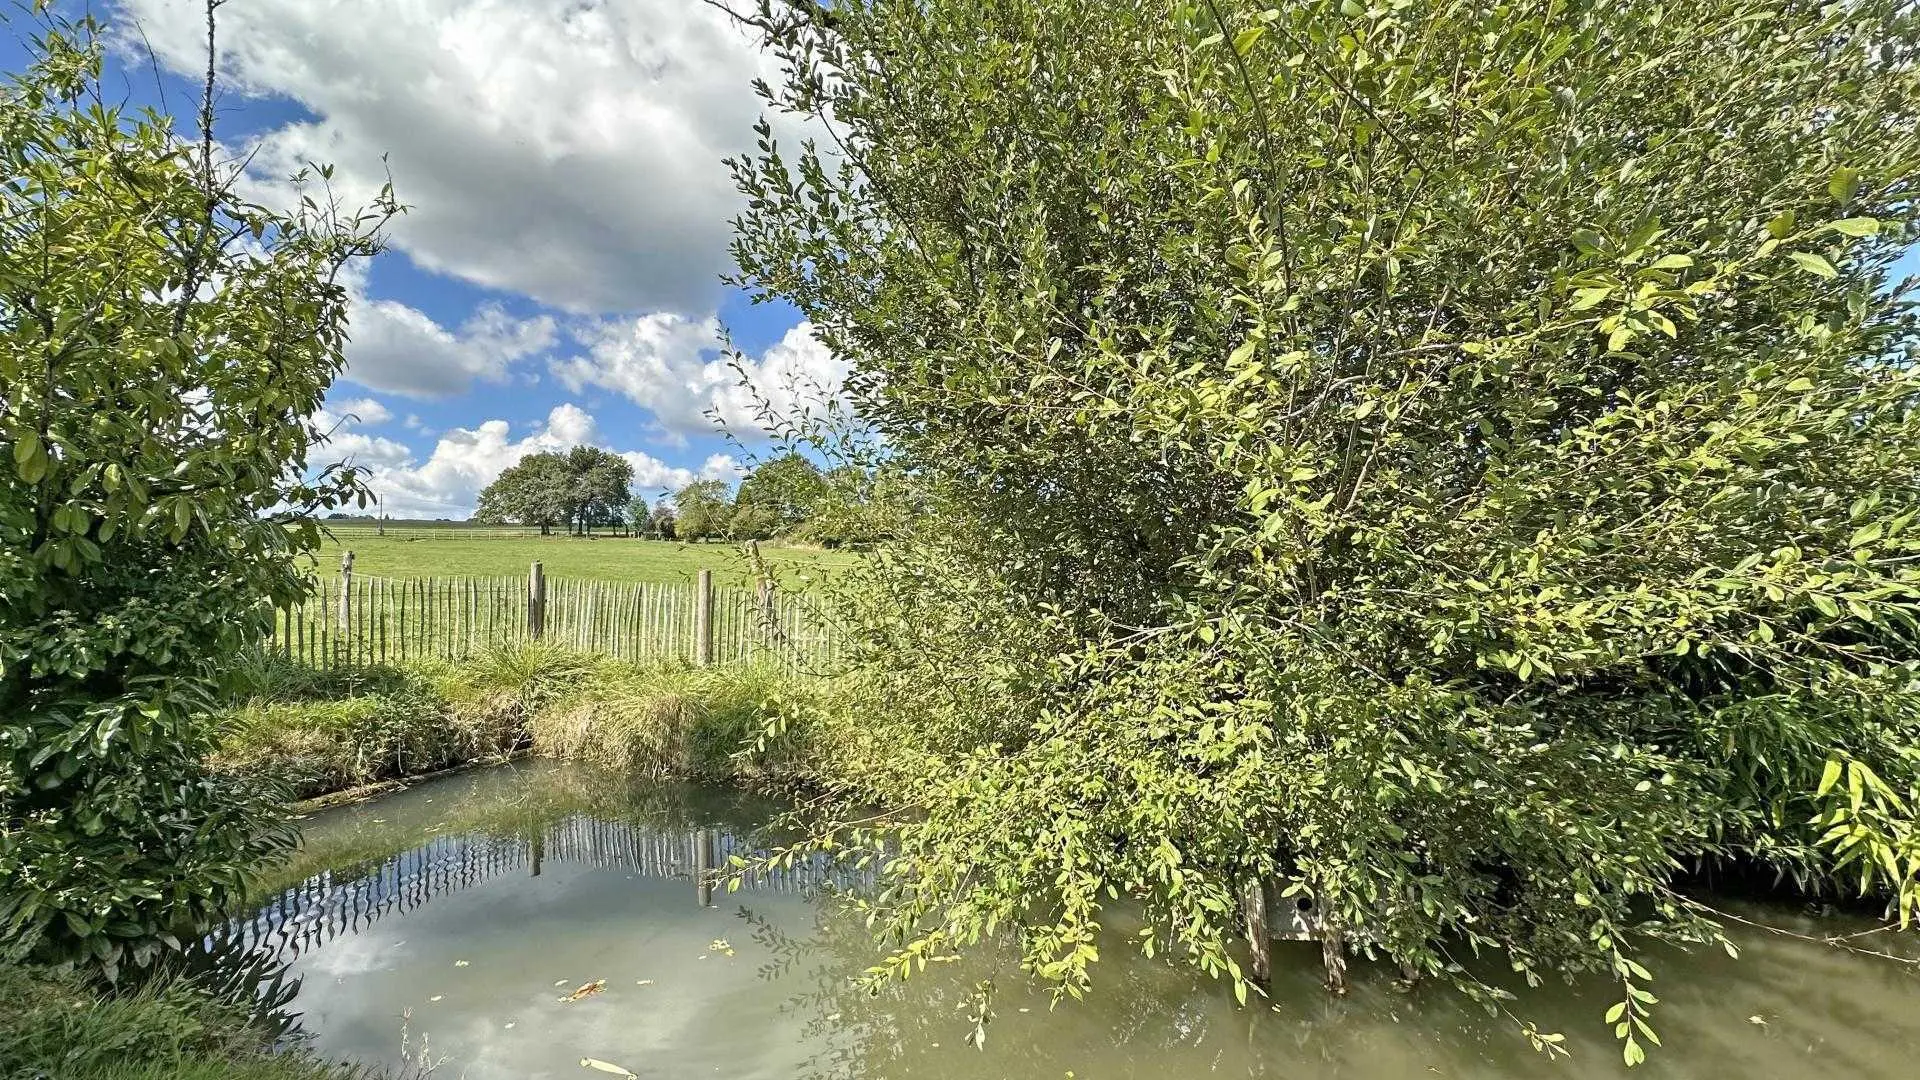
[268,557,839,670]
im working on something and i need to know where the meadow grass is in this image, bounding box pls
[309,529,860,585]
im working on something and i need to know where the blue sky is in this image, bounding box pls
[5,3,1917,517]
[5,1,838,518]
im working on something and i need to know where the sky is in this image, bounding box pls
[3,0,843,518]
[5,3,1918,519]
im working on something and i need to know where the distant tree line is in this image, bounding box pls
[469,448,904,546]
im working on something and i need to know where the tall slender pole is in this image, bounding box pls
[338,550,354,665]
[695,568,714,666]
[528,561,546,641]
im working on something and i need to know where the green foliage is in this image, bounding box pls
[673,478,735,541]
[474,447,632,535]
[725,0,1920,1058]
[0,964,352,1080]
[0,13,394,975]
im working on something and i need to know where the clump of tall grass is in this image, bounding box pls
[522,658,801,779]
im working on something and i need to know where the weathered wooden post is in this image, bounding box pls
[694,568,714,666]
[1241,878,1272,987]
[756,576,775,625]
[528,561,546,641]
[338,550,354,665]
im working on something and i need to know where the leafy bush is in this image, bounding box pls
[0,13,392,975]
[723,0,1920,1059]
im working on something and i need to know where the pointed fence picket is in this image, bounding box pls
[268,560,839,671]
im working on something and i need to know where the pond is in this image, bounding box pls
[213,760,1920,1079]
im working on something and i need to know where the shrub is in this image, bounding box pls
[724,0,1920,1059]
[0,13,393,976]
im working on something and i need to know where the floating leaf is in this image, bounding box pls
[559,980,607,1003]
[580,1058,638,1078]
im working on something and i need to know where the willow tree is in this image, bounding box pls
[1,11,392,974]
[725,0,1920,1060]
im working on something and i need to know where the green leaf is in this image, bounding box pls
[1765,211,1796,239]
[1646,254,1692,270]
[1817,759,1844,798]
[1828,167,1861,201]
[1232,27,1265,55]
[1828,217,1880,237]
[1788,251,1837,279]
[1849,522,1883,548]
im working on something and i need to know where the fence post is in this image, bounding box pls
[338,551,354,664]
[528,561,546,641]
[695,568,714,666]
[755,576,776,653]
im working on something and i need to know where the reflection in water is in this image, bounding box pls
[208,761,1920,1080]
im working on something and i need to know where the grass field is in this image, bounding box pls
[312,529,860,585]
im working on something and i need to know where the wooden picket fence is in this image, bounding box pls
[268,558,839,670]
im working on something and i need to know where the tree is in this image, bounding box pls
[627,495,651,539]
[474,452,571,534]
[734,453,828,536]
[726,0,1920,1059]
[673,479,733,542]
[648,501,677,541]
[0,11,394,974]
[564,446,633,536]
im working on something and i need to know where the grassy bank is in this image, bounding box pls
[214,644,819,801]
[0,966,354,1080]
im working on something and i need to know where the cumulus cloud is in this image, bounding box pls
[328,396,392,426]
[118,0,805,315]
[552,317,849,443]
[310,396,412,469]
[326,260,559,396]
[358,403,735,518]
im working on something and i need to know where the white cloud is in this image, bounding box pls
[309,397,412,469]
[335,260,558,396]
[118,0,808,315]
[552,317,849,443]
[357,403,731,518]
[328,396,392,426]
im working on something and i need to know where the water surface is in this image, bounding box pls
[221,761,1920,1079]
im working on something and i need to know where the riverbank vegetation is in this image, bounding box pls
[213,646,812,800]
[0,966,348,1080]
[719,0,1920,1063]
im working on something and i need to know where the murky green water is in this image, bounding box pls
[219,761,1920,1079]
